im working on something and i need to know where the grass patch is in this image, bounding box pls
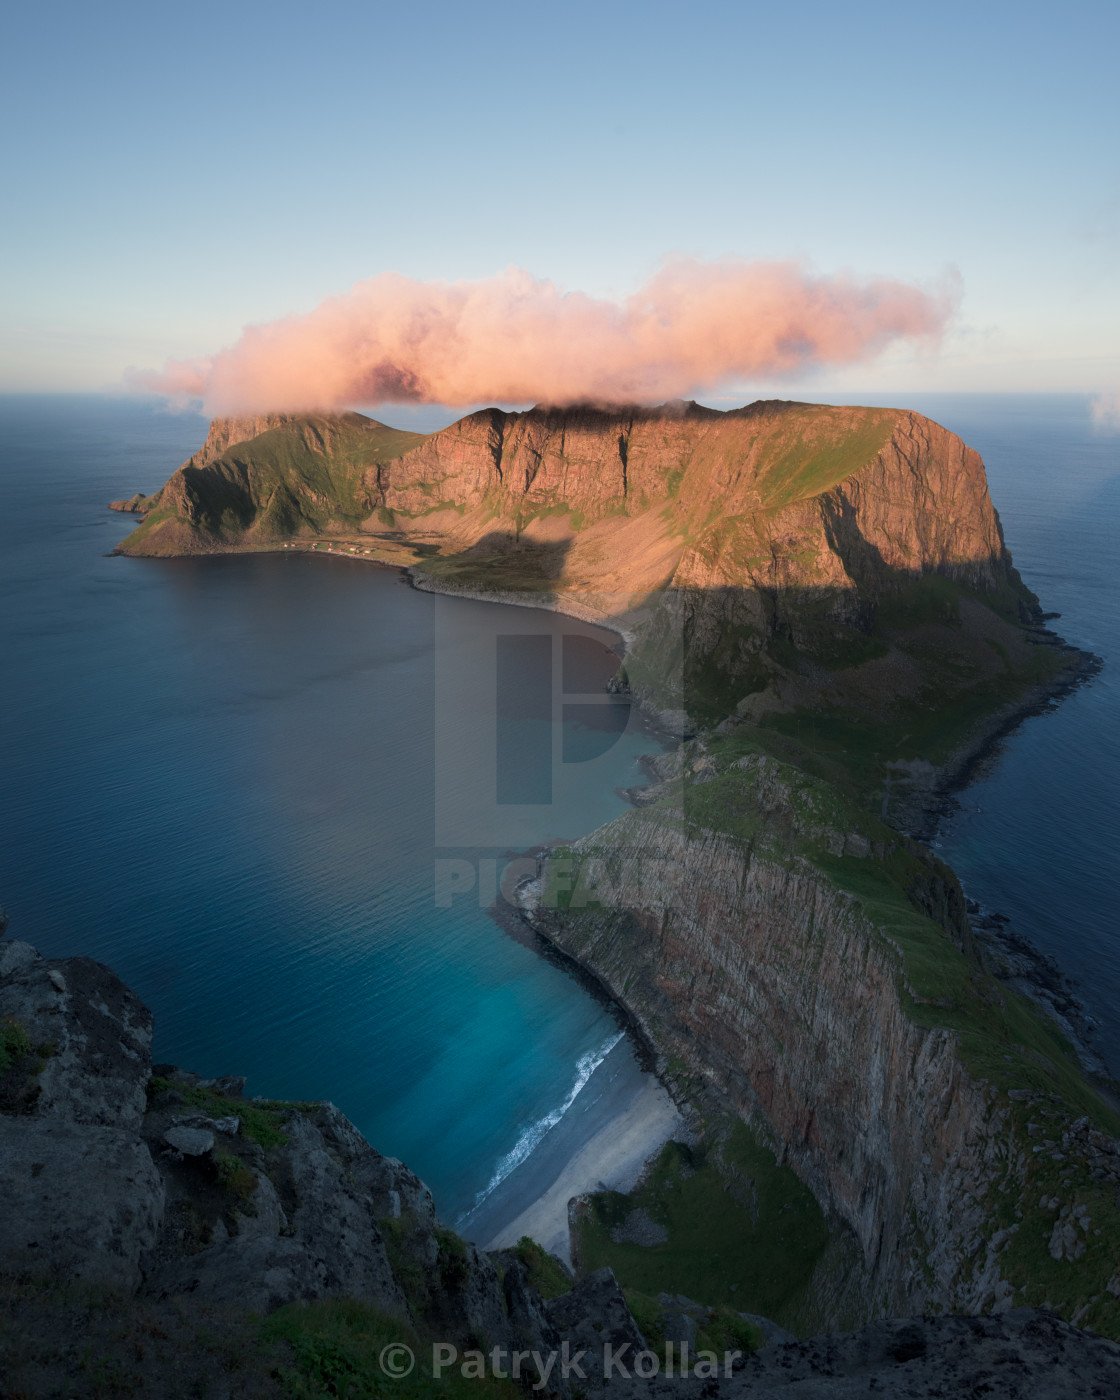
[262,1299,521,1399]
[510,1237,571,1300]
[672,752,1119,1134]
[0,1016,32,1074]
[214,1150,258,1202]
[118,413,428,553]
[814,847,1120,1131]
[435,1228,471,1292]
[147,1076,314,1149]
[698,1308,764,1356]
[572,1123,829,1325]
[747,407,899,509]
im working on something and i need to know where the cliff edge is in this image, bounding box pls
[2,930,1118,1398]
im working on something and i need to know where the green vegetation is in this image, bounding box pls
[435,1229,471,1292]
[572,1123,829,1327]
[214,1149,258,1202]
[697,1308,765,1357]
[666,751,1120,1134]
[750,409,898,509]
[510,1236,571,1300]
[113,400,1118,1340]
[261,1299,521,1400]
[621,1289,667,1349]
[146,1075,316,1149]
[378,1214,426,1314]
[666,569,1067,806]
[994,1105,1120,1336]
[816,845,1118,1128]
[0,1015,52,1112]
[416,534,570,597]
[120,414,427,554]
[0,1015,32,1074]
[558,724,1120,1334]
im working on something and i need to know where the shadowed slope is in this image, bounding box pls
[112,412,427,554]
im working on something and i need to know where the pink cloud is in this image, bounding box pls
[132,259,957,415]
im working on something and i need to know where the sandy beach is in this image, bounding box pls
[457,1036,681,1265]
[483,1075,680,1262]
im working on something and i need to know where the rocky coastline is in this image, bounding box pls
[78,401,1120,1378]
[3,923,1120,1397]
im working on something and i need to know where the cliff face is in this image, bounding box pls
[111,400,1044,735]
[0,934,651,1397]
[112,412,427,555]
[532,750,1120,1334]
[4,934,1118,1397]
[112,400,1027,605]
[100,399,1116,1351]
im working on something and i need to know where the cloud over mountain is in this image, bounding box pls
[136,259,956,414]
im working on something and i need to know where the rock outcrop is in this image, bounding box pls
[3,932,1118,1397]
[649,1309,1120,1399]
[0,940,506,1341]
[530,746,1120,1337]
[110,400,1032,617]
[109,399,1060,741]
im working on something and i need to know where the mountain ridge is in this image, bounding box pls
[97,399,1120,1348]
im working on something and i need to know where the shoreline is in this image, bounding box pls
[108,533,690,1260]
[913,632,1113,1078]
[405,568,640,659]
[456,1041,682,1266]
[108,530,1115,1246]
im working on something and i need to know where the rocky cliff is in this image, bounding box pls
[111,401,1027,607]
[111,399,1056,736]
[97,399,1120,1371]
[0,930,633,1396]
[529,744,1120,1337]
[3,929,1118,1398]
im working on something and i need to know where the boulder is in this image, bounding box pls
[163,1125,214,1157]
[546,1267,648,1395]
[0,951,153,1130]
[0,940,38,977]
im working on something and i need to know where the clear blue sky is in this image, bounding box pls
[2,0,1117,401]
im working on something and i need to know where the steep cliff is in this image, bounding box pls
[111,401,1028,614]
[102,400,1113,1352]
[0,934,636,1397]
[3,933,1119,1398]
[530,748,1120,1335]
[111,400,1056,740]
[111,412,427,555]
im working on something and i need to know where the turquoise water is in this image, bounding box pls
[2,392,1116,1225]
[0,395,661,1222]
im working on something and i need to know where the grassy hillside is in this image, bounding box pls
[117,414,426,554]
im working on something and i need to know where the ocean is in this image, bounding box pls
[833,392,1120,1072]
[1,391,1116,1230]
[0,394,662,1224]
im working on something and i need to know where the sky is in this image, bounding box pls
[1,0,1117,413]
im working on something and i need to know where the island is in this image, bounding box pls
[2,400,1115,1395]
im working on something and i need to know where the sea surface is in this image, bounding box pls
[0,395,662,1224]
[834,392,1120,1071]
[1,392,1117,1228]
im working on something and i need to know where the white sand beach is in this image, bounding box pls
[476,1071,681,1265]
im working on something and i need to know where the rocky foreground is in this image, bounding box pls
[2,929,1119,1397]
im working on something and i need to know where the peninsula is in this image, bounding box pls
[97,402,1119,1341]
